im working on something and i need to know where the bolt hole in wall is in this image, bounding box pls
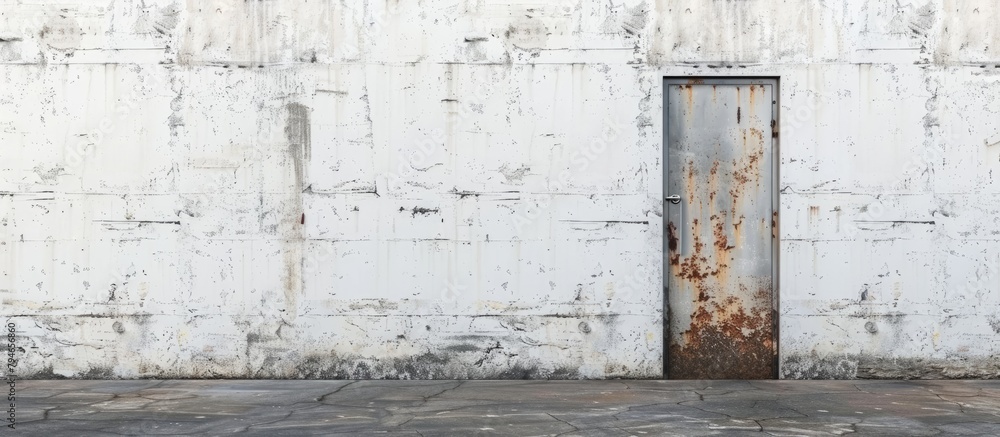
[663,78,780,379]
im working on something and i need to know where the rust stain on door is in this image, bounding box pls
[664,79,778,379]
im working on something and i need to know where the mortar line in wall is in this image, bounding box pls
[4,61,995,68]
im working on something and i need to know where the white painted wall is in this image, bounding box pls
[1,0,998,379]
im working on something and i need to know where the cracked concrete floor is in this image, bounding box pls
[11,380,1000,436]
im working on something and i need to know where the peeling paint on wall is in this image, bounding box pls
[1,0,999,379]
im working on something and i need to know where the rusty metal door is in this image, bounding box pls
[663,78,778,379]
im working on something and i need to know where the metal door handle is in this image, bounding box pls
[665,194,683,255]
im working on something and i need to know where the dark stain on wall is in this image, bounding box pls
[281,102,311,318]
[783,354,1000,380]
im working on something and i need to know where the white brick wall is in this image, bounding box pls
[1,0,998,379]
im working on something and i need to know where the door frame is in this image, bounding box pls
[661,76,781,379]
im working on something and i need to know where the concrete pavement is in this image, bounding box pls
[10,379,1000,435]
